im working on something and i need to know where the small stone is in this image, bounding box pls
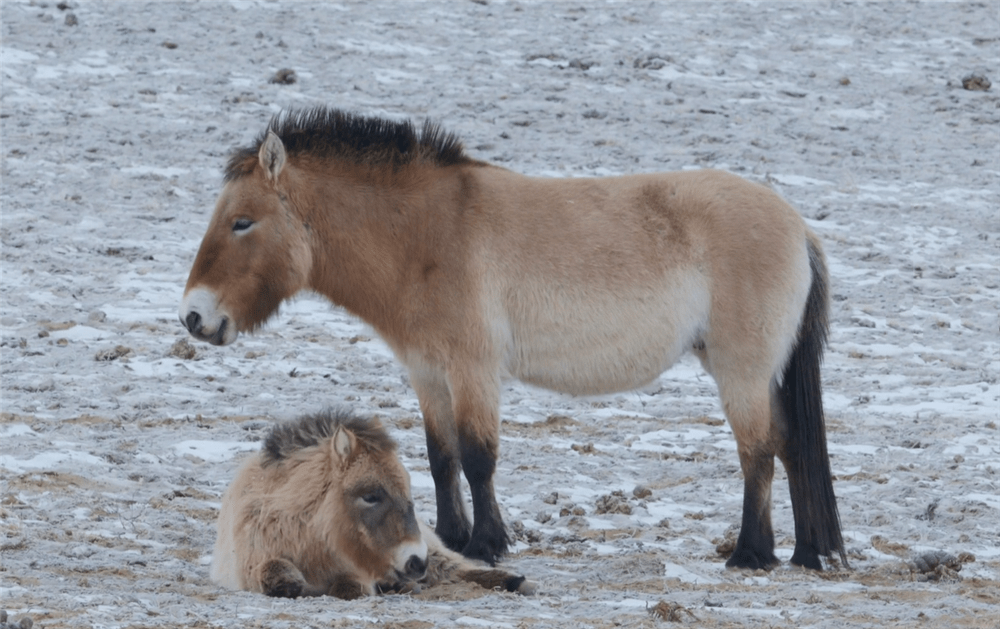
[65,13,78,26]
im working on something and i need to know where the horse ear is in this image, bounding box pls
[331,426,356,462]
[258,131,287,183]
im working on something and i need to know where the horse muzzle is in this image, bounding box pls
[179,287,238,346]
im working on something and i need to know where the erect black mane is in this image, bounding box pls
[224,107,472,181]
[261,408,396,466]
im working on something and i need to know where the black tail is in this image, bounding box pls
[779,236,847,570]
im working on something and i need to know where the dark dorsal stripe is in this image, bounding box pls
[224,107,472,181]
[261,408,396,466]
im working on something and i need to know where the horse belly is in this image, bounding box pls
[501,276,710,396]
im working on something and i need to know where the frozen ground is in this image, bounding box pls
[1,1,999,627]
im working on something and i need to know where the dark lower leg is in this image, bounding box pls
[426,432,471,553]
[727,449,779,570]
[779,448,826,571]
[459,433,509,566]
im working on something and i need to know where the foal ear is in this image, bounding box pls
[258,131,287,183]
[331,426,356,462]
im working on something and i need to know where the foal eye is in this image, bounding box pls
[360,492,383,506]
[232,218,254,233]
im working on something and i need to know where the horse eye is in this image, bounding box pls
[232,218,254,232]
[361,492,382,506]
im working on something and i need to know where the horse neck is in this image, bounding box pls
[301,164,457,337]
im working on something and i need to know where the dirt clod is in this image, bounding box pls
[649,600,697,622]
[594,490,632,515]
[95,345,132,361]
[910,550,961,574]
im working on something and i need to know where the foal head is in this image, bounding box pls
[179,130,308,345]
[265,410,428,584]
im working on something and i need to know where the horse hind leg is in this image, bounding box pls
[716,381,782,571]
[695,330,781,568]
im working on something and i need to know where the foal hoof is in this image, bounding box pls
[264,580,303,598]
[506,575,537,596]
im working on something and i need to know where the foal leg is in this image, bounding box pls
[447,365,509,566]
[409,364,472,553]
[256,558,307,598]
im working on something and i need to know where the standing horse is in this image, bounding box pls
[211,408,533,598]
[181,108,846,571]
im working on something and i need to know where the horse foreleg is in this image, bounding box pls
[449,367,509,566]
[409,365,472,554]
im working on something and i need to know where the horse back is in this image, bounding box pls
[445,167,811,394]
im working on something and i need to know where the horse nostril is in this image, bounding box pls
[185,311,202,333]
[405,555,427,578]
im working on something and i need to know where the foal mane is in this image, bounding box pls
[261,408,396,466]
[225,107,473,181]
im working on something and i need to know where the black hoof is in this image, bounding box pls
[264,580,303,598]
[462,535,506,567]
[725,548,779,571]
[791,544,824,571]
[504,575,526,593]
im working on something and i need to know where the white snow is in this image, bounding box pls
[1,2,997,628]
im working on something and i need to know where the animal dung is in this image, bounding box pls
[167,339,196,360]
[961,73,991,91]
[269,68,297,85]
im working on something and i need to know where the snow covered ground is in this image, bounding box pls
[2,1,998,627]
